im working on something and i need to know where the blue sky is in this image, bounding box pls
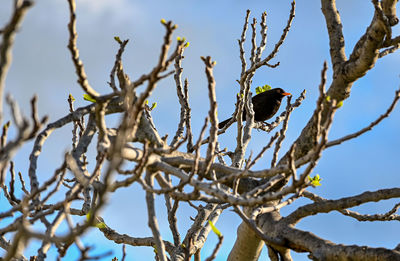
[1,0,400,260]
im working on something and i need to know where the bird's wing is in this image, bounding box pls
[251,92,270,111]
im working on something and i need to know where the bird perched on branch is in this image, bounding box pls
[218,88,291,129]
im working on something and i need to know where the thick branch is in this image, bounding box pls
[321,0,347,72]
[281,225,400,260]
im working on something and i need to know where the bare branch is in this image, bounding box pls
[204,233,223,261]
[145,171,168,261]
[183,79,194,152]
[262,0,296,65]
[109,39,129,92]
[171,45,188,147]
[249,18,257,67]
[285,188,400,224]
[326,87,400,148]
[271,95,292,168]
[379,42,400,57]
[0,0,33,123]
[165,192,181,247]
[66,0,100,98]
[233,206,284,246]
[343,0,398,82]
[98,223,175,256]
[201,56,218,176]
[238,10,251,77]
[255,11,268,63]
[281,224,400,260]
[321,0,347,71]
[303,191,400,222]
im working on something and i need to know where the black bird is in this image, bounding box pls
[218,88,291,129]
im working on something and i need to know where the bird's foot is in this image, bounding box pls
[262,122,272,128]
[254,122,272,132]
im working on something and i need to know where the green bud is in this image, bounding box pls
[95,222,106,229]
[208,220,222,237]
[263,84,272,91]
[114,36,122,44]
[3,121,10,130]
[255,84,272,94]
[83,94,96,103]
[308,174,322,187]
[237,93,244,98]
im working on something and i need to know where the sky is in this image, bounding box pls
[1,0,400,260]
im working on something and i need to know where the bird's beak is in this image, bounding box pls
[283,92,291,96]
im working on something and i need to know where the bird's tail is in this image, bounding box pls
[218,117,232,129]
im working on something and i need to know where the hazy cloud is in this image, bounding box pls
[76,0,139,19]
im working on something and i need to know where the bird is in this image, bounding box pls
[218,88,291,129]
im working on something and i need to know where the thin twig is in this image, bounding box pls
[271,95,292,167]
[201,56,218,176]
[326,88,400,148]
[109,39,129,92]
[145,171,168,261]
[66,0,100,98]
[0,0,33,123]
